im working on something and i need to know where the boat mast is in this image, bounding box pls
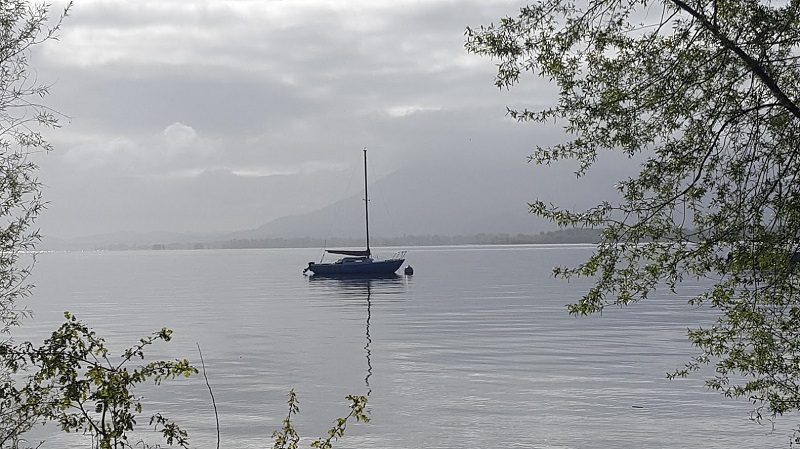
[363,148,371,257]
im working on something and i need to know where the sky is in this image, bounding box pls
[26,0,612,239]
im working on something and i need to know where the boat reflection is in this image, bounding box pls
[307,275,409,395]
[306,273,408,297]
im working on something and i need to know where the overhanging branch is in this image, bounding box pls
[669,0,800,120]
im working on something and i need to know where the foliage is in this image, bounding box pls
[34,312,197,448]
[0,0,71,332]
[466,0,800,421]
[0,337,51,448]
[272,389,301,449]
[0,1,72,446]
[3,312,197,449]
[272,390,370,449]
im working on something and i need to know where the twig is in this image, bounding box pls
[197,342,220,449]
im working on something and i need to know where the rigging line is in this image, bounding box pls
[319,239,327,264]
[320,159,358,262]
[366,155,401,247]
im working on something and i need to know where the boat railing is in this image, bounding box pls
[389,250,407,260]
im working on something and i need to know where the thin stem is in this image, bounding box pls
[196,343,220,449]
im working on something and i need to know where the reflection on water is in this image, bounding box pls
[365,289,372,395]
[307,275,411,396]
[306,274,409,297]
[20,247,792,449]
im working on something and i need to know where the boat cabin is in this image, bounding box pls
[334,256,372,264]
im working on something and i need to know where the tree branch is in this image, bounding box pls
[669,0,800,119]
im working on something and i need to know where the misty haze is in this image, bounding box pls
[1,1,788,448]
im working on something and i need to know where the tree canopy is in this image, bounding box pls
[0,0,67,334]
[466,0,800,421]
[0,2,72,445]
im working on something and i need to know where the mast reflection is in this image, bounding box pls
[307,275,408,396]
[365,282,372,395]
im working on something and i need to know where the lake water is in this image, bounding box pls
[15,245,792,448]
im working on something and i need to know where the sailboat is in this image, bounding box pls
[303,149,407,277]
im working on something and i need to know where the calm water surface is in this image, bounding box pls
[18,245,791,448]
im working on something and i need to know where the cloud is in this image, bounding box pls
[59,122,218,176]
[384,105,443,118]
[162,121,200,154]
[162,121,196,141]
[61,136,138,170]
[32,0,569,238]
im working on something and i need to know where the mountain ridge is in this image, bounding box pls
[41,154,628,250]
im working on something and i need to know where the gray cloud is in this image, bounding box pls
[30,0,618,239]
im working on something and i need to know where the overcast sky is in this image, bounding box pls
[27,0,598,239]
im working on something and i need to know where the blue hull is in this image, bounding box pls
[306,258,405,277]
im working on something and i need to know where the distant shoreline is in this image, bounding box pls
[45,228,603,252]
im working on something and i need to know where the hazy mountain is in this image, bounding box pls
[232,155,626,240]
[41,150,632,250]
[40,166,355,239]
